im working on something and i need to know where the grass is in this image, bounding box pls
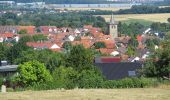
[0,88,170,100]
[99,13,170,23]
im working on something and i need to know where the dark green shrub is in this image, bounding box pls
[78,70,104,88]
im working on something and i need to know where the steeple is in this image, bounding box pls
[108,14,118,38]
[110,14,115,24]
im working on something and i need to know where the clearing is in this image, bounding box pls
[0,88,170,100]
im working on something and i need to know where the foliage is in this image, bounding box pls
[151,22,170,32]
[7,36,32,64]
[16,61,52,86]
[127,46,135,56]
[78,69,104,88]
[94,42,106,49]
[142,36,170,78]
[168,18,170,23]
[0,76,4,86]
[32,34,47,42]
[0,43,9,61]
[102,77,159,88]
[18,29,27,34]
[62,41,72,51]
[14,49,64,72]
[65,45,95,71]
[52,66,79,89]
[118,22,145,35]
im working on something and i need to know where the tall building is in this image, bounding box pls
[108,14,118,39]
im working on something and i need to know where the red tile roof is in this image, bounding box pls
[2,32,14,38]
[26,42,60,50]
[96,48,114,55]
[137,35,142,43]
[17,26,36,34]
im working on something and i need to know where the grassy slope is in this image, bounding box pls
[0,88,170,100]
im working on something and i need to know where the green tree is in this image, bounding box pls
[0,43,9,61]
[65,45,95,71]
[52,66,78,89]
[78,69,104,88]
[62,41,72,51]
[32,34,47,42]
[142,39,170,79]
[94,42,106,49]
[127,46,135,56]
[7,36,33,64]
[168,18,170,23]
[16,61,52,86]
[18,29,27,34]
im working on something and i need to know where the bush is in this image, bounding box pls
[102,77,159,88]
[52,66,79,89]
[0,76,4,85]
[78,69,104,88]
[15,61,53,86]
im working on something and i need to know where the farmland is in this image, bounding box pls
[0,88,170,100]
[98,13,170,23]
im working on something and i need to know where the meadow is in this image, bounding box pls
[0,88,170,100]
[98,13,170,24]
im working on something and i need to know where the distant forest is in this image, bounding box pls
[6,0,113,4]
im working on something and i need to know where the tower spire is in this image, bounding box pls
[110,14,115,24]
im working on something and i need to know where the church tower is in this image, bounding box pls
[108,14,118,38]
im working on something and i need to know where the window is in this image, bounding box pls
[128,71,136,77]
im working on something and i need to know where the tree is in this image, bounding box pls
[7,36,32,64]
[52,66,78,89]
[62,41,72,51]
[65,45,95,71]
[127,46,135,56]
[168,18,170,23]
[142,39,170,79]
[94,42,106,49]
[78,69,104,88]
[18,29,27,34]
[16,61,52,86]
[32,34,47,42]
[0,43,9,61]
[14,49,64,72]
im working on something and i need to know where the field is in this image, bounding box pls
[1,88,170,100]
[99,13,170,24]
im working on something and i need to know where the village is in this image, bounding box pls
[0,15,161,62]
[0,14,164,80]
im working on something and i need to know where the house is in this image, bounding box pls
[39,26,58,34]
[95,62,143,80]
[26,42,61,51]
[0,32,19,42]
